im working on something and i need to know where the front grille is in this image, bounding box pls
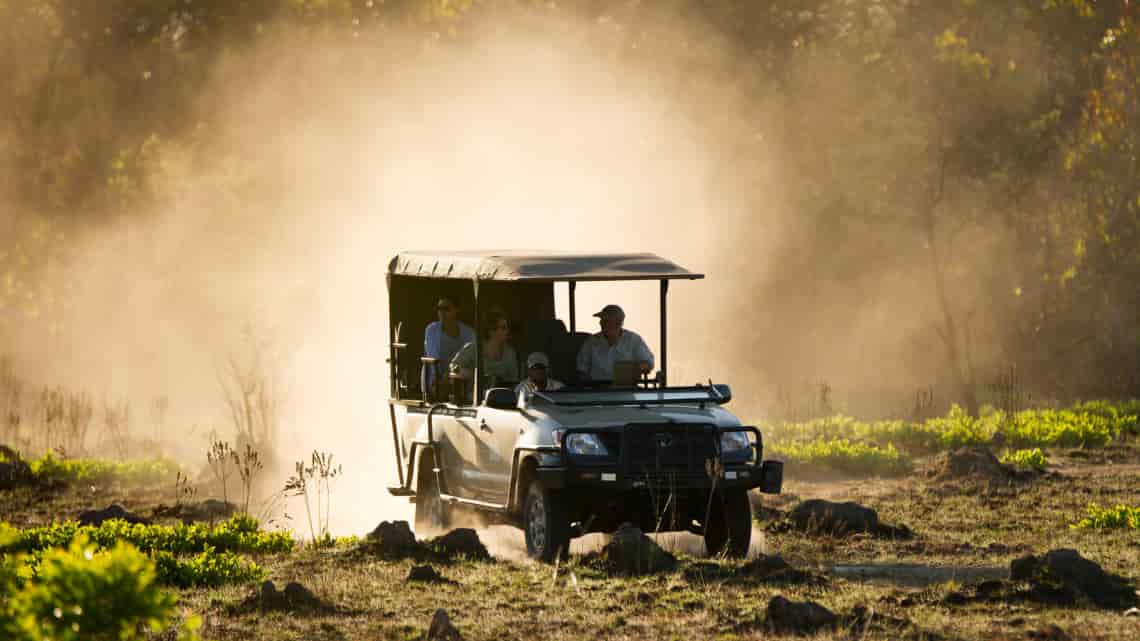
[623,423,717,479]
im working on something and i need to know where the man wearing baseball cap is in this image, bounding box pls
[515,352,564,402]
[575,304,654,382]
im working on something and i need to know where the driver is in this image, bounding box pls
[515,352,564,401]
[575,304,654,382]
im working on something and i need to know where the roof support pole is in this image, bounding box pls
[659,279,668,387]
[568,281,577,333]
[473,278,482,404]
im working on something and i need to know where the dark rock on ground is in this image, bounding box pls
[368,520,420,555]
[250,580,326,612]
[928,447,1012,483]
[153,499,237,523]
[425,608,463,641]
[589,523,677,576]
[78,504,150,526]
[765,595,838,634]
[0,445,31,489]
[1027,624,1070,641]
[428,528,491,561]
[283,582,319,608]
[407,564,454,584]
[1010,549,1137,610]
[786,499,913,538]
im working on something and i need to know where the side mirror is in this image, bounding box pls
[712,384,732,404]
[484,387,518,410]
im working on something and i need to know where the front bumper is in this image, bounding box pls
[536,458,783,493]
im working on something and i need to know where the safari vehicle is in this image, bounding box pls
[384,251,783,561]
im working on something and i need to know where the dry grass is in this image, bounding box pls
[2,443,1137,640]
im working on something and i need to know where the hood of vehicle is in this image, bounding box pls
[522,402,742,430]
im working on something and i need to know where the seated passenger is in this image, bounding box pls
[423,297,475,387]
[450,310,520,388]
[515,352,564,402]
[576,304,654,382]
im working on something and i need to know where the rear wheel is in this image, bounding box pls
[414,450,449,535]
[523,481,571,562]
[704,488,752,558]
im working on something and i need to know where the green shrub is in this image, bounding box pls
[152,548,265,588]
[1,535,198,641]
[1000,410,1117,448]
[1070,504,1140,530]
[922,405,995,449]
[770,438,912,476]
[28,453,180,486]
[7,515,294,556]
[1000,448,1048,470]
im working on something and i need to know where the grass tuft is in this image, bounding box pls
[1070,503,1140,530]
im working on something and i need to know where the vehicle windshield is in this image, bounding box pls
[531,386,725,407]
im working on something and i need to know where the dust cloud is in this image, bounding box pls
[0,5,997,538]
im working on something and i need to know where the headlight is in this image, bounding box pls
[720,431,752,454]
[563,433,609,457]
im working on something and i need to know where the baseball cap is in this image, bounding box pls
[593,304,625,321]
[436,297,456,310]
[526,352,551,369]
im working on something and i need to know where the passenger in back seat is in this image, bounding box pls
[450,310,520,389]
[576,304,654,382]
[423,297,475,388]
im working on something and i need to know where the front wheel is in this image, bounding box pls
[704,488,752,558]
[414,450,450,536]
[523,480,571,562]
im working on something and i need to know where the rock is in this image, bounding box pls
[0,445,31,489]
[765,595,838,634]
[258,580,287,609]
[78,504,150,526]
[787,499,880,535]
[428,528,490,561]
[368,520,419,555]
[1027,624,1069,641]
[253,580,322,611]
[283,582,319,608]
[407,564,453,584]
[1010,549,1137,610]
[594,523,677,575]
[928,447,1011,483]
[425,608,463,641]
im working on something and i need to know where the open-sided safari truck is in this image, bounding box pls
[385,251,782,561]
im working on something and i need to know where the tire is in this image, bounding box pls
[523,480,571,562]
[704,488,752,558]
[414,450,449,535]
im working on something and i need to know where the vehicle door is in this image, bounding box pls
[413,404,482,500]
[468,402,526,503]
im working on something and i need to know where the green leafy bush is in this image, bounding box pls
[7,515,294,556]
[1000,448,1048,470]
[1070,504,1140,530]
[922,405,995,449]
[28,453,180,486]
[1000,410,1117,448]
[152,548,265,588]
[770,438,912,476]
[1,535,198,641]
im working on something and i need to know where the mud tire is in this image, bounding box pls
[704,488,752,558]
[523,480,571,563]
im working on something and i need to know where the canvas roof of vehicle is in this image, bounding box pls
[387,250,704,283]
